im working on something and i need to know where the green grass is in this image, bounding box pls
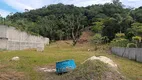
[0,41,142,80]
[0,41,94,80]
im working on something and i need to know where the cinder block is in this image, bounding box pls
[136,48,142,62]
[128,48,136,60]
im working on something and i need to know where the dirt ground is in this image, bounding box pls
[0,72,25,80]
[77,31,93,44]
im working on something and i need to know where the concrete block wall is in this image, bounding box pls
[7,41,44,51]
[0,39,7,50]
[0,25,49,51]
[111,47,142,62]
[0,25,7,38]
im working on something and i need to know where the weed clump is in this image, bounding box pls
[61,60,108,80]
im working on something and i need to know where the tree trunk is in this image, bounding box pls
[72,29,77,46]
[73,40,77,46]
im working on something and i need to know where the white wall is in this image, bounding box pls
[7,27,21,41]
[0,25,49,51]
[0,25,7,38]
[0,39,7,50]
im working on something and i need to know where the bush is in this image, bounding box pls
[126,28,135,41]
[127,43,137,48]
[91,33,103,44]
[115,33,125,38]
[91,22,103,33]
[110,38,129,47]
[101,36,109,43]
[132,36,142,43]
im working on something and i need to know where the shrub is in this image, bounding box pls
[110,38,129,47]
[126,28,135,41]
[91,33,103,44]
[101,36,109,43]
[127,43,137,48]
[91,22,103,33]
[115,33,125,38]
[132,36,142,43]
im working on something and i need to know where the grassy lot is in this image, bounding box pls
[0,41,142,80]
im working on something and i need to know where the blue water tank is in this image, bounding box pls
[56,59,76,73]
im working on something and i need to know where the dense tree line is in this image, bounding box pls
[0,0,142,45]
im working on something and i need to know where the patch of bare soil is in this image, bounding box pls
[37,64,56,73]
[0,72,25,80]
[77,31,93,44]
[0,65,8,69]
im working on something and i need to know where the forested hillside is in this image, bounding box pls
[0,0,142,46]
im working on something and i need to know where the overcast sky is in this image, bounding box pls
[0,0,141,17]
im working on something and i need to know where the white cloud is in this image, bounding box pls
[73,0,112,7]
[3,0,56,11]
[3,0,35,11]
[3,0,113,12]
[122,0,142,8]
[0,9,10,17]
[126,0,140,1]
[2,0,142,13]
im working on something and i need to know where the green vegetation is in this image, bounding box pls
[0,41,142,80]
[110,38,129,47]
[127,43,137,48]
[132,36,142,43]
[110,33,129,47]
[115,33,125,38]
[0,0,142,46]
[0,0,142,79]
[91,33,103,44]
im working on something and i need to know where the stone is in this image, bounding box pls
[11,56,20,61]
